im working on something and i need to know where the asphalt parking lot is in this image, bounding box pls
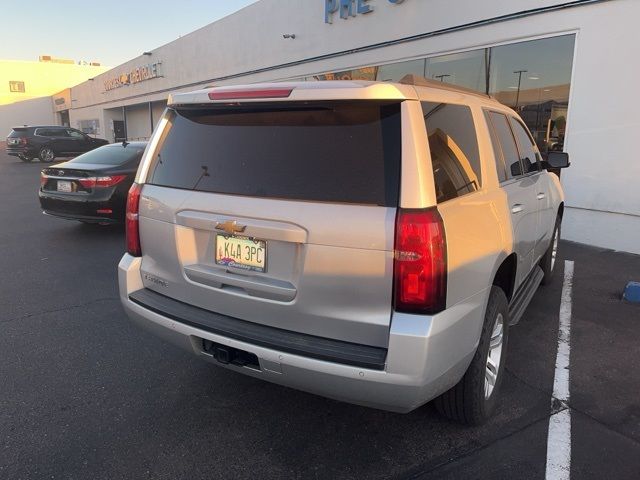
[1,150,639,480]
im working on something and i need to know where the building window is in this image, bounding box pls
[312,66,378,81]
[426,49,488,93]
[489,35,575,154]
[78,119,100,135]
[376,59,426,82]
[317,34,575,156]
[9,81,25,93]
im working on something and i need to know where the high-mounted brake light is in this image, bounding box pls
[208,88,294,100]
[393,208,447,314]
[126,183,142,257]
[78,175,127,189]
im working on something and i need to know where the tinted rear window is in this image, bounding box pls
[8,128,28,138]
[68,145,145,165]
[148,102,402,206]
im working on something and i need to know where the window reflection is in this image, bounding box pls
[489,35,575,154]
[423,102,481,203]
[376,59,425,82]
[313,67,378,81]
[426,49,488,92]
[313,34,575,155]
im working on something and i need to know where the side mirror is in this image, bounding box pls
[545,151,570,169]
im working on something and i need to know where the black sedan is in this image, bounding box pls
[39,142,147,224]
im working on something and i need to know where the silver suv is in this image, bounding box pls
[118,77,569,424]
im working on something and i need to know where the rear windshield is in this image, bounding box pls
[148,101,402,206]
[68,145,145,165]
[8,128,28,137]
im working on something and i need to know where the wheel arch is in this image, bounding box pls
[491,253,518,302]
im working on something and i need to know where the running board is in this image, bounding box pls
[508,266,544,326]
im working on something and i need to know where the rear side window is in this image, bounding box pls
[509,118,540,174]
[487,112,522,180]
[485,115,507,183]
[36,128,65,137]
[422,102,481,203]
[67,129,84,139]
[148,102,401,206]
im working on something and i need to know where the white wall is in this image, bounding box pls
[67,0,640,253]
[151,101,167,132]
[0,97,55,138]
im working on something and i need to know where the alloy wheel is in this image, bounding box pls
[551,229,559,272]
[40,148,54,162]
[485,313,504,399]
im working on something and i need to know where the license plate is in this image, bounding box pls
[57,180,72,192]
[215,235,266,273]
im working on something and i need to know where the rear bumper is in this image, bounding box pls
[39,190,123,223]
[43,210,118,224]
[6,146,37,157]
[118,254,487,413]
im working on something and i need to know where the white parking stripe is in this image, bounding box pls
[545,260,574,480]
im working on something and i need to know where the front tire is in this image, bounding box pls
[434,286,509,425]
[39,147,55,163]
[540,217,561,285]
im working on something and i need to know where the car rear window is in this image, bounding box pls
[148,101,402,206]
[8,128,28,138]
[67,145,145,165]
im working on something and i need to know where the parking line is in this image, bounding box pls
[545,260,574,480]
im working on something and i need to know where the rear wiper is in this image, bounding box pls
[192,165,210,190]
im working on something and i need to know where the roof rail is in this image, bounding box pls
[399,74,491,99]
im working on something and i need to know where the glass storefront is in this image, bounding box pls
[312,34,575,155]
[489,35,575,153]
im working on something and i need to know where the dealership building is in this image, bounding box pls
[7,0,640,254]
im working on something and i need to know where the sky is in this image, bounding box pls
[0,0,258,67]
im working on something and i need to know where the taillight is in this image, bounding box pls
[78,175,127,189]
[393,208,447,314]
[126,183,142,256]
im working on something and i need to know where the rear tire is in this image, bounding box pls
[39,147,55,163]
[434,286,509,425]
[18,154,33,163]
[540,217,561,285]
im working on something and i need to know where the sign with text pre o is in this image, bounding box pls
[325,0,405,24]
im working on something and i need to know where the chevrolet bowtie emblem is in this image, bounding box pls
[215,220,247,235]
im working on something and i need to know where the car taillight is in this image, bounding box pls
[126,183,142,257]
[78,175,127,189]
[393,208,447,314]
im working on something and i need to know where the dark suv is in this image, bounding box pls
[5,126,109,163]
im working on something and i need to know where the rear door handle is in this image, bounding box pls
[537,192,546,200]
[511,204,524,214]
